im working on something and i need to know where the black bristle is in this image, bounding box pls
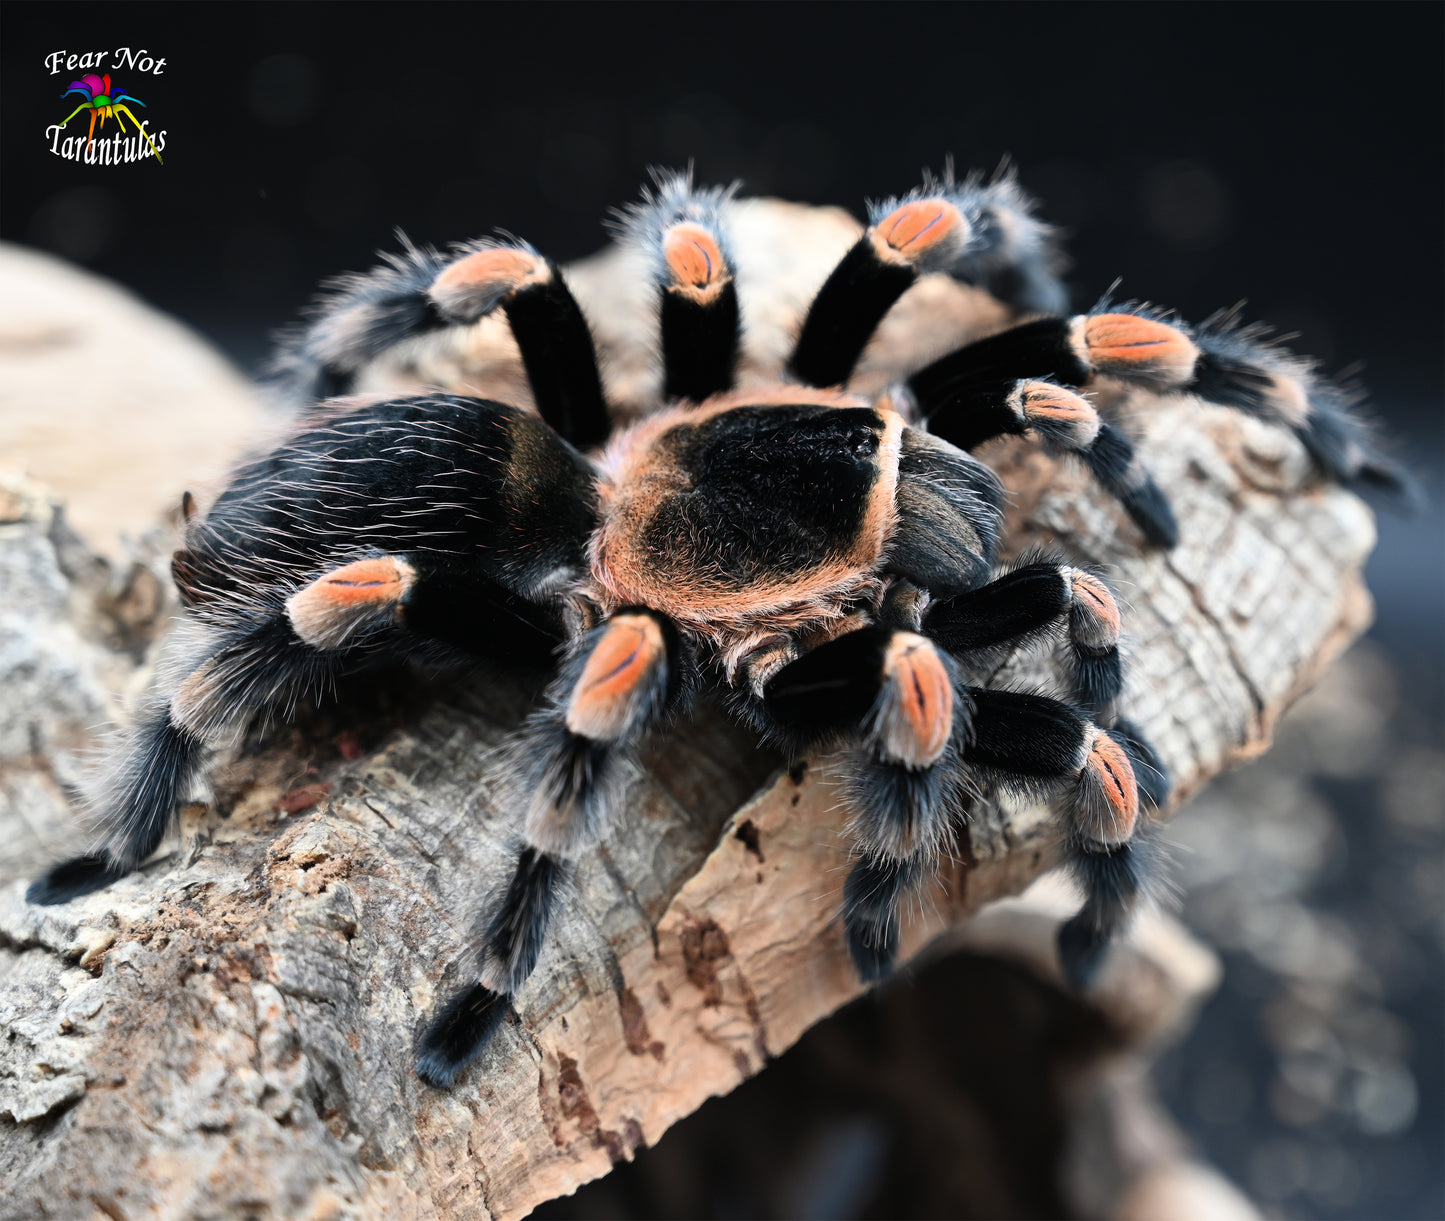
[416,982,510,1089]
[848,751,964,867]
[1115,476,1180,549]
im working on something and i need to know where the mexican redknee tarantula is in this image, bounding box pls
[28,170,1406,1089]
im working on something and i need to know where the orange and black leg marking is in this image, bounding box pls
[906,331,1180,546]
[964,688,1159,987]
[907,309,1202,396]
[789,171,1068,388]
[922,560,1125,709]
[44,542,572,911]
[418,609,693,1087]
[660,220,740,402]
[616,172,741,403]
[277,239,609,448]
[285,555,417,650]
[790,195,967,389]
[429,243,610,448]
[751,625,970,980]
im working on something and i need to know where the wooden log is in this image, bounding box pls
[0,205,1376,1220]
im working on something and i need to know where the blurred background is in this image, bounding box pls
[3,3,1440,1217]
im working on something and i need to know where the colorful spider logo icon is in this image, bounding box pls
[59,73,163,163]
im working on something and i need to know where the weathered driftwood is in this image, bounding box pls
[0,207,1375,1220]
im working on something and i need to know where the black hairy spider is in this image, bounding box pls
[28,170,1407,1091]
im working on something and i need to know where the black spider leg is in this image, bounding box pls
[429,244,611,449]
[911,305,1415,520]
[886,422,1124,709]
[417,608,697,1088]
[906,344,1178,547]
[275,239,610,449]
[789,173,1066,389]
[27,614,332,905]
[26,546,575,909]
[614,171,742,403]
[924,558,1125,711]
[272,238,450,403]
[963,688,1150,989]
[747,625,971,982]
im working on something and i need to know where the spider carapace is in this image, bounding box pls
[28,171,1406,1089]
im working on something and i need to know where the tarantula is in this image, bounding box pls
[28,170,1405,1090]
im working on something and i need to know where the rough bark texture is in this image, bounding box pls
[0,207,1376,1220]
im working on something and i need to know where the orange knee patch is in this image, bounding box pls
[1082,730,1139,843]
[1083,314,1199,382]
[430,247,544,319]
[880,633,953,769]
[565,613,667,741]
[871,198,966,265]
[1069,570,1122,639]
[663,222,728,303]
[286,556,415,649]
[1019,382,1102,444]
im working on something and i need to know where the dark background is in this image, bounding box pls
[4,4,1440,1218]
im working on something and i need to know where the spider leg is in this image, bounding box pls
[747,625,969,980]
[909,305,1414,508]
[429,246,609,446]
[965,688,1153,987]
[27,546,574,909]
[615,171,741,403]
[903,363,1177,546]
[752,618,1153,985]
[26,615,333,906]
[790,172,1065,389]
[30,394,598,907]
[886,435,1127,709]
[418,609,696,1087]
[277,243,609,448]
[923,559,1125,710]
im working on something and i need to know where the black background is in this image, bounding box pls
[4,4,1441,1218]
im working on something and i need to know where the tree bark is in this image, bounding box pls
[0,210,1376,1220]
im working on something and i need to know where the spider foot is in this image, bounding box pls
[842,853,924,982]
[416,982,511,1088]
[1058,839,1151,989]
[27,853,132,906]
